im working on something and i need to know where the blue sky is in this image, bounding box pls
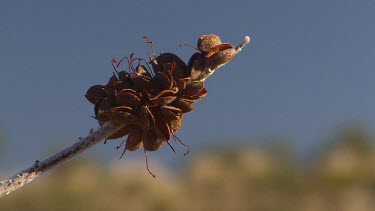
[1,0,375,172]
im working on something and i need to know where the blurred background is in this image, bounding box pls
[1,0,375,210]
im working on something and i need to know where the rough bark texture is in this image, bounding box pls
[0,122,122,197]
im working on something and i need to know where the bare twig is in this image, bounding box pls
[0,122,122,197]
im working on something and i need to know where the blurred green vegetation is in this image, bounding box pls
[1,127,375,211]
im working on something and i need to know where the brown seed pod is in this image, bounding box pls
[191,87,208,100]
[124,126,143,151]
[159,106,181,132]
[142,127,165,151]
[85,85,106,104]
[104,106,140,126]
[132,75,154,92]
[187,34,251,82]
[205,43,236,70]
[197,34,222,53]
[183,81,205,97]
[115,89,141,108]
[151,53,188,80]
[106,127,130,140]
[138,105,154,130]
[171,98,195,113]
[85,34,251,177]
[155,71,173,90]
[95,99,113,121]
[187,52,206,81]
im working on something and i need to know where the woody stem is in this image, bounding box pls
[0,122,123,198]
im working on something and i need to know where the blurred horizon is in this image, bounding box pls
[1,125,375,210]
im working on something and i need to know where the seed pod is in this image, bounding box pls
[151,53,188,80]
[197,34,222,53]
[142,127,165,151]
[125,126,143,151]
[138,105,154,130]
[187,34,250,81]
[189,88,207,100]
[116,89,141,108]
[85,85,106,104]
[155,71,173,90]
[132,75,154,92]
[95,99,112,120]
[169,115,182,132]
[183,81,205,97]
[85,34,250,177]
[187,52,206,81]
[171,98,195,113]
[106,127,130,140]
[205,44,236,71]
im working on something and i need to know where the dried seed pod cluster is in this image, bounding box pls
[86,34,249,176]
[189,34,250,81]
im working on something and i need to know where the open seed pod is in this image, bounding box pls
[86,52,205,157]
[197,34,222,53]
[189,34,250,81]
[85,34,249,177]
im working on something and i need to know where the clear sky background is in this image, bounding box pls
[1,0,375,172]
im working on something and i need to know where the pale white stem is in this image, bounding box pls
[235,35,251,52]
[0,122,123,197]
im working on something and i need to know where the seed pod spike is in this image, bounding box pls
[166,141,176,154]
[119,147,127,159]
[111,58,120,75]
[172,132,190,156]
[116,140,125,150]
[179,43,199,51]
[144,149,156,178]
[143,36,157,59]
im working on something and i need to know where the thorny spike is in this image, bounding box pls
[121,54,135,75]
[112,72,118,81]
[114,53,137,75]
[129,53,136,73]
[167,141,176,154]
[116,56,129,68]
[111,58,120,75]
[144,149,156,178]
[143,36,156,59]
[179,43,199,51]
[119,147,127,159]
[116,140,126,150]
[147,52,153,63]
[172,132,190,156]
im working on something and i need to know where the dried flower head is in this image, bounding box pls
[189,34,250,81]
[86,34,249,177]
